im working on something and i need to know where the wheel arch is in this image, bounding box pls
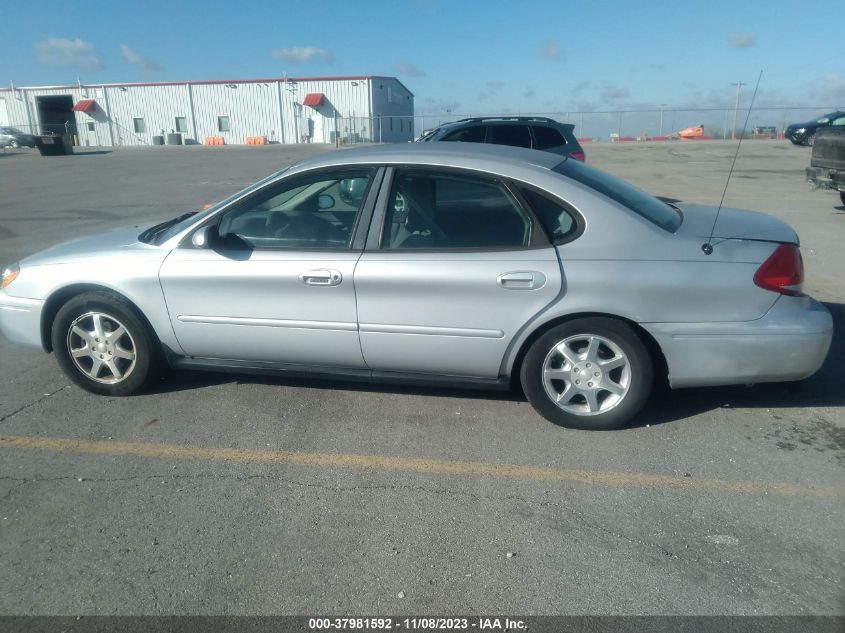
[40,283,162,353]
[507,311,669,390]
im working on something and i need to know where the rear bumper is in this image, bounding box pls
[642,296,833,389]
[0,292,45,350]
[806,166,845,192]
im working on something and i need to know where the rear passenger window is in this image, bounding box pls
[488,125,531,148]
[532,125,566,150]
[442,126,486,142]
[382,170,531,249]
[521,188,577,242]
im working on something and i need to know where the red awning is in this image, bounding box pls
[72,99,97,113]
[302,93,324,107]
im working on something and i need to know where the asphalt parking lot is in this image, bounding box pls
[0,141,843,615]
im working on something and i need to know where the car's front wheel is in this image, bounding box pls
[520,318,653,430]
[805,133,816,146]
[52,291,161,396]
[9,139,19,149]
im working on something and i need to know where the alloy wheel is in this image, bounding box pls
[542,334,631,416]
[66,312,137,384]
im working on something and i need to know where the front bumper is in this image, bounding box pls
[642,295,833,389]
[806,166,845,192]
[0,292,45,350]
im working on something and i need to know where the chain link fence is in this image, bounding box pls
[4,107,841,147]
[412,107,843,142]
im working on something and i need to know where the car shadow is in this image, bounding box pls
[148,302,844,425]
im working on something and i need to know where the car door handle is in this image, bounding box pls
[299,269,342,286]
[497,271,546,290]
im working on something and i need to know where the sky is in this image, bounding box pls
[2,0,843,134]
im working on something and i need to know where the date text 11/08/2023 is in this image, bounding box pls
[308,617,527,631]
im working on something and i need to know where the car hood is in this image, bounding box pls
[20,222,161,267]
[675,204,798,244]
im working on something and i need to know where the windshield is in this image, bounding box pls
[417,127,441,142]
[554,159,682,232]
[149,168,289,244]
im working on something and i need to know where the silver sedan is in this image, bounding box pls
[0,144,833,429]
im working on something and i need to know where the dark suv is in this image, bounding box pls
[785,111,845,146]
[418,117,586,161]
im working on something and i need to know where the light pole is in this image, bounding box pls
[731,81,746,140]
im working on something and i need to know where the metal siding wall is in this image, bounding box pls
[191,83,280,144]
[370,78,414,142]
[106,85,192,146]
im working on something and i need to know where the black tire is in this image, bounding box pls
[51,291,161,396]
[805,133,815,147]
[839,191,845,206]
[9,139,19,149]
[520,318,653,430]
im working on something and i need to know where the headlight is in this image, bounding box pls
[1,262,19,289]
[795,128,806,134]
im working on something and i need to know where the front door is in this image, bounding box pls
[354,167,562,379]
[159,166,381,367]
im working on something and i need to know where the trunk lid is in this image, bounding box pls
[674,204,798,244]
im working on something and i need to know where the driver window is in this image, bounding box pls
[217,168,375,249]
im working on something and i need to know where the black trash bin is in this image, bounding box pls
[152,135,165,145]
[35,135,73,156]
[166,133,183,145]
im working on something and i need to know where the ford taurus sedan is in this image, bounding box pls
[0,144,833,429]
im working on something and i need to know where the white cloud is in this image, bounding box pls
[120,44,163,73]
[820,73,845,100]
[395,62,425,77]
[728,32,754,48]
[272,46,333,63]
[600,83,629,102]
[540,40,561,60]
[35,37,102,70]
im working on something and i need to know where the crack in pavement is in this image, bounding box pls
[0,385,70,424]
[0,470,683,562]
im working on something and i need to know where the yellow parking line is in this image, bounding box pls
[1,434,842,499]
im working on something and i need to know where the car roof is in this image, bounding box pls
[285,142,565,175]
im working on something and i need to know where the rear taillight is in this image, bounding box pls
[570,150,586,162]
[753,243,804,296]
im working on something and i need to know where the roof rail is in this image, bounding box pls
[454,116,560,124]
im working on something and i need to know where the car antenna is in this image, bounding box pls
[702,70,763,255]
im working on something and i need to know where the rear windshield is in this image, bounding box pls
[554,159,682,232]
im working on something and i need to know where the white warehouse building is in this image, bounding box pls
[0,75,414,146]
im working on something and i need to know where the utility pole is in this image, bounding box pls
[659,103,667,136]
[731,81,746,140]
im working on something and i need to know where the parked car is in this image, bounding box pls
[0,126,37,148]
[418,116,586,161]
[806,128,845,206]
[785,111,845,146]
[0,144,832,429]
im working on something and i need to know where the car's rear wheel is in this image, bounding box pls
[9,139,19,149]
[52,291,160,396]
[520,318,653,430]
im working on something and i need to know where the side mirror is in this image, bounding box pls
[191,225,219,248]
[317,193,335,210]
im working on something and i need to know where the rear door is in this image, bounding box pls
[354,166,562,379]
